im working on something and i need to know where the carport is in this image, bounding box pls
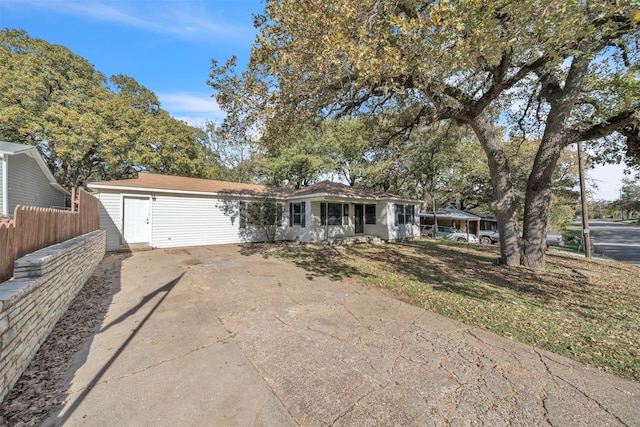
[418,207,480,240]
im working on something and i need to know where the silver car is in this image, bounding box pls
[444,230,479,243]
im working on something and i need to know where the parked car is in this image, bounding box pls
[480,230,565,248]
[546,234,565,247]
[422,225,455,237]
[445,230,479,243]
[479,230,499,244]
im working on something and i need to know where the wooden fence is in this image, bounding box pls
[0,189,100,283]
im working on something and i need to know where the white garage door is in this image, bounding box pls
[123,196,151,244]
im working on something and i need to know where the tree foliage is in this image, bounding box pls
[617,176,640,214]
[0,29,212,189]
[202,120,264,183]
[263,127,332,188]
[210,0,639,268]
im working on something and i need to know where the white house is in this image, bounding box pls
[87,173,421,251]
[0,141,68,218]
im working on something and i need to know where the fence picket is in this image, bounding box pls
[0,189,100,282]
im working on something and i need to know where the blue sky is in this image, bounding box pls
[0,0,629,200]
[0,0,262,125]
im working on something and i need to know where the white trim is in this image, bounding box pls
[1,153,7,216]
[286,192,418,204]
[88,184,420,205]
[88,183,287,201]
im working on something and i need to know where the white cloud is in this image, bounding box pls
[157,92,225,126]
[6,0,253,42]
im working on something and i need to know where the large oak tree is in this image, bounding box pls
[1,29,212,189]
[210,0,639,268]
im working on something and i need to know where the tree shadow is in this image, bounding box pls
[274,245,369,281]
[42,261,184,425]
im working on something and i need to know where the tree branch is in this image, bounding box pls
[567,106,640,144]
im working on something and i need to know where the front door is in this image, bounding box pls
[123,196,151,245]
[354,204,364,234]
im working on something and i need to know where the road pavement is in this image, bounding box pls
[587,220,640,264]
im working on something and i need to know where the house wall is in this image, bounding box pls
[152,193,240,248]
[363,202,389,239]
[0,230,105,403]
[96,190,292,251]
[384,202,421,241]
[300,200,420,243]
[95,188,420,250]
[308,200,355,241]
[95,191,123,251]
[6,153,66,215]
[283,201,311,243]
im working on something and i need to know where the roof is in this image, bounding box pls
[0,140,39,155]
[88,173,293,197]
[418,206,481,221]
[88,173,420,203]
[289,181,416,202]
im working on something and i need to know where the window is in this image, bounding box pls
[289,202,306,227]
[321,203,344,225]
[365,204,376,224]
[395,204,415,226]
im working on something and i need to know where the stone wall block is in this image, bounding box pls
[0,230,106,403]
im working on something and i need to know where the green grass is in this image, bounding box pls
[275,240,640,382]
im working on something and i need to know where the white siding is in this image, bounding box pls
[362,202,388,238]
[7,153,66,214]
[284,201,311,242]
[151,193,243,248]
[385,202,420,240]
[96,192,124,251]
[94,187,420,250]
[97,190,295,251]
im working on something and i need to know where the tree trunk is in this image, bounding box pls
[467,114,521,266]
[521,54,590,269]
[521,135,563,268]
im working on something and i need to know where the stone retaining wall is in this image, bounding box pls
[0,230,106,403]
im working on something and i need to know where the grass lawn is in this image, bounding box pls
[274,239,640,382]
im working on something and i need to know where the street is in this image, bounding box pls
[586,220,640,264]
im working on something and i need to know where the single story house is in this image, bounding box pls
[0,141,68,218]
[87,173,421,251]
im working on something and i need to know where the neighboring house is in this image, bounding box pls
[0,141,68,218]
[418,206,481,239]
[87,173,421,251]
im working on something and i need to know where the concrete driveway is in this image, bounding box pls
[48,244,640,426]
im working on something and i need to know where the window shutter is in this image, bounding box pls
[301,202,306,228]
[321,203,327,226]
[289,203,293,227]
[239,201,247,229]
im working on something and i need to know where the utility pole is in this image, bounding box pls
[577,141,592,257]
